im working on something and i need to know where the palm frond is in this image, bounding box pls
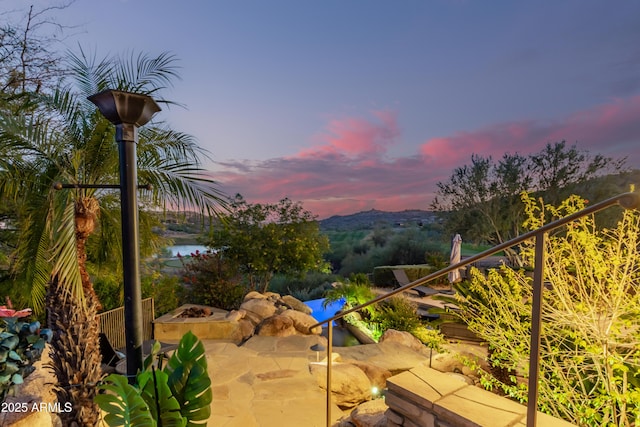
[49,195,84,305]
[30,219,53,314]
[138,125,207,166]
[139,161,227,217]
[110,51,181,103]
[66,47,113,101]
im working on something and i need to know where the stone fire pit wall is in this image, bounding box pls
[153,293,321,344]
[154,304,234,342]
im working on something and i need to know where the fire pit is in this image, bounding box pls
[153,304,238,342]
[176,306,212,318]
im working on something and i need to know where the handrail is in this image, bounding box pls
[313,192,640,427]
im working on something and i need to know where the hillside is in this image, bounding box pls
[320,209,437,231]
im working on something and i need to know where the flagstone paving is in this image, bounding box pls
[204,336,345,427]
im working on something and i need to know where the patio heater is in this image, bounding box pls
[88,89,161,381]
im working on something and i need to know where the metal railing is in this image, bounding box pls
[311,192,640,427]
[97,297,155,350]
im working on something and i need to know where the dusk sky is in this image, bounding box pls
[6,0,640,218]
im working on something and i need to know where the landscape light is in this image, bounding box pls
[88,89,160,381]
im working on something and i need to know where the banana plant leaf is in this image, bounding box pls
[138,369,187,427]
[165,331,212,426]
[95,374,156,427]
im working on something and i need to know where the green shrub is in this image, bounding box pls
[93,274,122,312]
[0,313,52,402]
[141,273,182,317]
[412,325,446,351]
[443,193,640,426]
[268,271,339,301]
[375,296,421,333]
[179,251,246,310]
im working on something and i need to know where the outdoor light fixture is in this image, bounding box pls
[89,89,160,381]
[310,343,326,362]
[88,89,160,127]
[371,386,379,398]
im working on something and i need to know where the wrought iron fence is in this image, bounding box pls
[97,297,155,350]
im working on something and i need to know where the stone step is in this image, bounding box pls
[386,365,577,427]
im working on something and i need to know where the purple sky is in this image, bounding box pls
[6,0,640,218]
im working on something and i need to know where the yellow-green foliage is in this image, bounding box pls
[453,193,640,427]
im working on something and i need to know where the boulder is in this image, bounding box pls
[430,342,488,378]
[238,319,255,340]
[342,359,391,391]
[244,291,267,301]
[256,315,297,337]
[225,309,245,322]
[281,295,313,314]
[335,341,432,375]
[349,399,388,427]
[378,329,428,355]
[242,309,264,326]
[445,372,475,385]
[430,351,463,374]
[275,304,288,315]
[280,309,322,335]
[310,362,372,408]
[240,298,277,320]
[264,291,281,300]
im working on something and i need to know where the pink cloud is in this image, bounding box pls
[212,96,640,219]
[295,110,400,161]
[420,95,640,169]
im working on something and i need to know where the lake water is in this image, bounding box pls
[167,245,208,257]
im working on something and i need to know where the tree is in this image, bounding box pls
[179,250,245,310]
[0,3,72,110]
[529,141,625,203]
[207,195,330,293]
[432,141,625,263]
[0,50,226,426]
[432,152,531,262]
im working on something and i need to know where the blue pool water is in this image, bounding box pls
[304,297,346,326]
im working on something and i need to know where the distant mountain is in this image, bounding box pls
[319,209,437,231]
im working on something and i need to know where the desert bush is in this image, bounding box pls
[323,274,376,314]
[268,271,339,301]
[375,296,422,333]
[445,193,640,426]
[179,251,246,311]
[332,226,447,277]
[141,273,182,317]
[93,273,122,312]
[411,325,447,351]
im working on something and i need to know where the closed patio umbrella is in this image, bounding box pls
[448,234,463,284]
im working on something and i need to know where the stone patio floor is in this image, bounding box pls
[204,335,344,427]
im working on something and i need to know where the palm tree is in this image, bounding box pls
[0,50,226,426]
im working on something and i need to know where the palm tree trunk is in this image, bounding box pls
[47,276,102,427]
[74,197,102,311]
[47,197,103,426]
